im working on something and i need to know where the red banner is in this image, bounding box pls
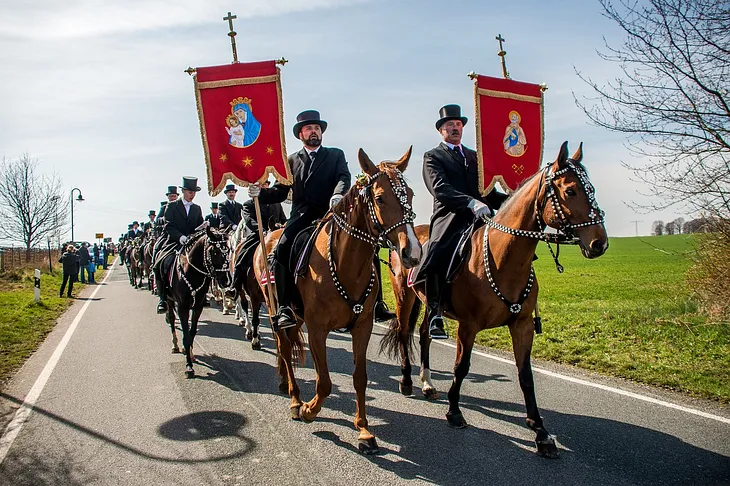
[474,75,544,195]
[194,61,292,196]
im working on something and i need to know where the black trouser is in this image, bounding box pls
[273,212,318,309]
[60,272,75,296]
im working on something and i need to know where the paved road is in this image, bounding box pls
[1,263,729,485]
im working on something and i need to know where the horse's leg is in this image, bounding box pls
[509,318,559,458]
[276,336,289,394]
[189,305,203,364]
[396,291,416,396]
[166,306,180,353]
[351,322,378,454]
[445,321,476,428]
[299,328,331,422]
[419,312,438,400]
[178,305,194,377]
[250,293,262,351]
[275,328,302,417]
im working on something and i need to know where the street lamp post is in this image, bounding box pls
[70,188,84,242]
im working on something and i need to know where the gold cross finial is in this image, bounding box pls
[223,11,239,63]
[496,34,510,79]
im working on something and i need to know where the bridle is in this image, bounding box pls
[329,168,416,321]
[176,229,231,308]
[482,159,604,315]
[482,159,605,272]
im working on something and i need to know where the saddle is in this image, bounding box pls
[408,221,481,288]
[292,222,322,279]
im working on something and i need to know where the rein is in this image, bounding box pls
[175,229,230,308]
[329,168,415,325]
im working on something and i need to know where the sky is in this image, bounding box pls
[0,0,692,245]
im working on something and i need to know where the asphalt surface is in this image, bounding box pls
[1,262,729,486]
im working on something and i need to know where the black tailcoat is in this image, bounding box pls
[242,199,287,233]
[220,199,244,226]
[419,143,508,278]
[163,199,204,244]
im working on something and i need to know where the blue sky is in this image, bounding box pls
[0,0,690,244]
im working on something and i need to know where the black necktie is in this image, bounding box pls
[453,146,465,166]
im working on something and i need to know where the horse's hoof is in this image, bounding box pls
[279,382,289,395]
[423,388,439,400]
[536,436,560,459]
[290,405,301,421]
[399,383,413,396]
[246,330,253,341]
[251,338,262,351]
[185,367,195,378]
[357,437,379,455]
[298,405,316,423]
[237,320,244,327]
[171,346,181,354]
[222,309,230,315]
[446,411,468,429]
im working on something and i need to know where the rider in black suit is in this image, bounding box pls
[419,104,508,339]
[205,202,232,229]
[220,185,244,230]
[250,110,350,330]
[154,177,204,313]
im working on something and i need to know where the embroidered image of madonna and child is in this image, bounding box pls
[225,97,262,148]
[503,110,527,157]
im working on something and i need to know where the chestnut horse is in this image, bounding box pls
[382,142,608,458]
[254,147,422,454]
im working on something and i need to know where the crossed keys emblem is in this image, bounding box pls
[512,164,525,175]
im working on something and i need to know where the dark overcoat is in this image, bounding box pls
[258,146,350,224]
[220,199,244,227]
[204,212,232,229]
[163,199,204,244]
[242,199,287,233]
[419,143,508,277]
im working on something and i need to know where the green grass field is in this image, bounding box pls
[0,265,105,389]
[380,235,730,402]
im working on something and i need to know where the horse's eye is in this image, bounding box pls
[375,196,384,204]
[565,188,577,197]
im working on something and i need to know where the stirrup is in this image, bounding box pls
[428,314,448,340]
[275,306,297,330]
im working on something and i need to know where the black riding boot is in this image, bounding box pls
[426,273,447,339]
[373,255,396,322]
[155,266,168,314]
[271,260,296,331]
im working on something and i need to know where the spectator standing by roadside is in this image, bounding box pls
[79,243,91,283]
[59,245,80,298]
[88,258,97,284]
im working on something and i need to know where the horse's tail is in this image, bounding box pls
[379,298,420,360]
[291,326,307,368]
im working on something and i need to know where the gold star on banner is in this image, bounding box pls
[242,156,254,167]
[265,146,274,155]
[219,153,228,162]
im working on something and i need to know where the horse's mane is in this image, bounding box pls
[496,167,545,216]
[332,162,404,219]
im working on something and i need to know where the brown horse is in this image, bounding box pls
[254,147,422,454]
[128,238,144,288]
[143,234,156,292]
[382,142,608,458]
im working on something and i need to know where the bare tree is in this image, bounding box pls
[665,220,678,235]
[674,217,685,234]
[0,154,69,261]
[651,220,665,235]
[575,0,730,217]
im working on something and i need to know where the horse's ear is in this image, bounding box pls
[206,223,213,237]
[395,145,413,173]
[358,148,378,176]
[555,141,569,171]
[571,142,583,164]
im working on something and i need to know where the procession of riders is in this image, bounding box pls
[119,105,509,337]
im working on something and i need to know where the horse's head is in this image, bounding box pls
[541,142,608,258]
[205,225,232,288]
[356,146,422,268]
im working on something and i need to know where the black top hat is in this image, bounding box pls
[148,210,156,216]
[159,201,167,208]
[127,224,133,229]
[211,202,219,209]
[180,176,201,192]
[166,185,179,195]
[132,221,139,226]
[293,110,328,138]
[224,184,237,193]
[435,104,468,130]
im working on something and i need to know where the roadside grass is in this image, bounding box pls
[0,264,107,389]
[379,235,730,402]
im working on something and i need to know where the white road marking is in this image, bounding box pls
[373,323,730,426]
[0,262,116,465]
